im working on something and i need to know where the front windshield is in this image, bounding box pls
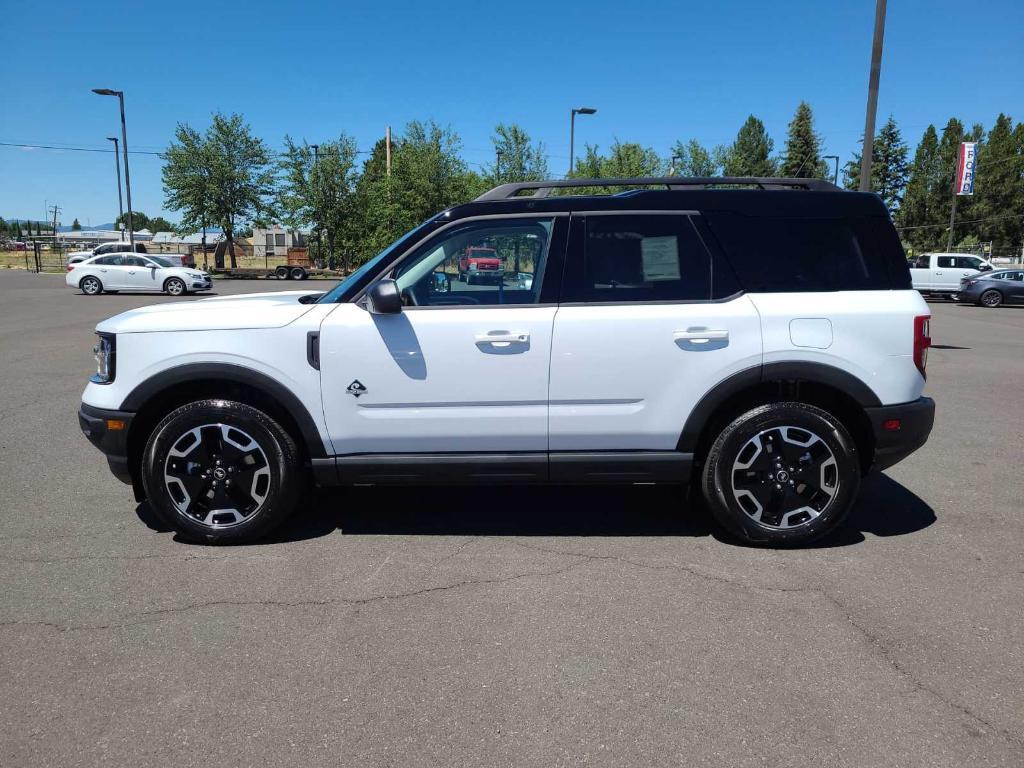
[318,218,437,303]
[149,256,174,267]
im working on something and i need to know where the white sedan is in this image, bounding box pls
[66,254,212,296]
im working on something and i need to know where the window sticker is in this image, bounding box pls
[641,235,680,281]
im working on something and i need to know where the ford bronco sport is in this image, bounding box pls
[78,176,935,546]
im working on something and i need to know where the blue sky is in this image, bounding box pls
[2,0,1021,227]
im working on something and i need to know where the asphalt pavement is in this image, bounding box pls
[0,269,1021,767]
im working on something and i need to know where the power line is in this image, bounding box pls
[895,212,1024,231]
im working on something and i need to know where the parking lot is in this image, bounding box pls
[1,268,1021,766]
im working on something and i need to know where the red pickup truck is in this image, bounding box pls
[458,246,503,285]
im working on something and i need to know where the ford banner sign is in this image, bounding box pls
[955,141,977,196]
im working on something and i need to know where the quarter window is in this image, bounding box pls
[567,214,711,303]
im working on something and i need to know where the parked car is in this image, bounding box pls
[67,241,148,264]
[958,269,1024,307]
[909,252,994,298]
[66,254,211,296]
[457,245,503,284]
[76,176,934,547]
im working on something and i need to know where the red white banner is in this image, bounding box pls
[955,142,977,196]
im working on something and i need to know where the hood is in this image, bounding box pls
[96,290,322,334]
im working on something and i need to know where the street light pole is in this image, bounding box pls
[93,89,134,250]
[106,137,123,237]
[823,155,840,186]
[569,107,597,176]
[858,0,887,192]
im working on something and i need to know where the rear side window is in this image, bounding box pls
[705,214,908,292]
[565,214,710,302]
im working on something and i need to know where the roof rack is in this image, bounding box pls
[475,176,841,201]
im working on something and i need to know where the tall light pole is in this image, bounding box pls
[93,88,134,250]
[569,107,597,176]
[823,155,840,186]
[858,0,887,192]
[106,136,124,237]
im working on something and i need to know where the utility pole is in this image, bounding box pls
[49,204,60,253]
[311,144,323,263]
[385,126,392,177]
[947,180,960,252]
[92,89,134,250]
[858,0,887,192]
[107,137,123,237]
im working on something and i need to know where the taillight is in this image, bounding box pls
[913,315,931,378]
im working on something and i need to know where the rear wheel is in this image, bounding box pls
[701,402,860,547]
[141,399,301,544]
[979,289,1003,308]
[80,275,103,295]
[164,277,186,296]
[276,266,290,280]
[290,266,306,280]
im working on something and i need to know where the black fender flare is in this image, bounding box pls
[120,362,328,458]
[677,361,881,453]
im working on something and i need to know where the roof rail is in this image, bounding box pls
[474,176,841,201]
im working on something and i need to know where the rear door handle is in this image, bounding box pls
[475,332,529,345]
[674,329,729,342]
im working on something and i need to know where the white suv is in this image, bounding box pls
[77,177,935,546]
[67,253,211,296]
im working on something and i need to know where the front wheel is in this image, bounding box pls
[701,402,860,547]
[164,277,187,296]
[141,400,301,544]
[979,289,1003,308]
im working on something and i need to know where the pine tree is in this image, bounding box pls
[719,116,776,177]
[780,102,827,178]
[844,116,910,213]
[896,126,941,251]
[975,114,1024,251]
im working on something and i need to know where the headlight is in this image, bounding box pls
[91,333,116,384]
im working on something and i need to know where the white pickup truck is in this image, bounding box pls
[909,252,995,298]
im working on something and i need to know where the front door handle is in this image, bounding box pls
[674,329,729,342]
[475,331,529,346]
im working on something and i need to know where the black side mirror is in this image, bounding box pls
[367,279,402,314]
[979,264,993,272]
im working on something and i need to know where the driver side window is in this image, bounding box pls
[393,217,553,307]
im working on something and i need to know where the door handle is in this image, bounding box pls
[674,329,729,342]
[475,332,529,345]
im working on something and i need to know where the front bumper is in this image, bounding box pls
[865,396,935,472]
[78,403,135,484]
[191,277,212,290]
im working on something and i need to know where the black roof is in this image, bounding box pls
[443,177,888,221]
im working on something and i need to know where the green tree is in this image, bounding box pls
[844,116,910,213]
[719,115,777,177]
[35,221,41,236]
[897,125,942,251]
[669,139,718,176]
[147,216,175,233]
[277,134,359,268]
[569,140,664,193]
[71,218,81,231]
[116,210,150,231]
[975,114,1024,250]
[780,102,827,178]
[487,123,548,184]
[163,113,276,268]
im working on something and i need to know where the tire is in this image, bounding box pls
[458,272,466,282]
[141,400,301,544]
[164,277,187,296]
[467,274,475,285]
[979,289,1003,308]
[701,402,860,547]
[80,275,103,295]
[290,267,306,280]
[276,266,290,280]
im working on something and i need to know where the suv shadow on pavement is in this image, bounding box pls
[137,473,934,549]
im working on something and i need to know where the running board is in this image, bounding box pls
[312,451,692,486]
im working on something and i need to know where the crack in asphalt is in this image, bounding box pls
[499,538,1024,749]
[0,558,586,636]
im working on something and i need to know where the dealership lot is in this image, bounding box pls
[0,270,1021,767]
